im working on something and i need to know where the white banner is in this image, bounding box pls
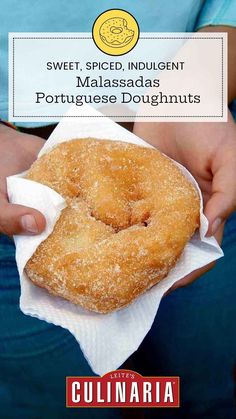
[9,32,227,122]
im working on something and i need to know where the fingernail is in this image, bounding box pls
[211,217,222,235]
[21,214,39,234]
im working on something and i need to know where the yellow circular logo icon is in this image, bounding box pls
[92,9,139,56]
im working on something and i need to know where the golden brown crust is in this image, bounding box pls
[25,138,200,313]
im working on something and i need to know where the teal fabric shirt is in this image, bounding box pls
[1,0,236,126]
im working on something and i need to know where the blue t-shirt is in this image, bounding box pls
[0,0,236,261]
[1,0,236,126]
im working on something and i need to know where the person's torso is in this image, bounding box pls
[0,0,204,121]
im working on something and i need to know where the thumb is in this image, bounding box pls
[0,198,46,236]
[204,147,236,236]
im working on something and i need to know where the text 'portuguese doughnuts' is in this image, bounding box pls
[25,139,200,313]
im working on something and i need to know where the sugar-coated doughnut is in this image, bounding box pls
[25,139,200,313]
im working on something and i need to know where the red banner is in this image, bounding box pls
[66,370,179,408]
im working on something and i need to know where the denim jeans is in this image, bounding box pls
[0,236,123,419]
[132,212,236,419]
[0,214,235,418]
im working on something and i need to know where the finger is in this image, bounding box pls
[0,193,46,236]
[164,223,224,296]
[204,147,236,236]
[164,261,216,296]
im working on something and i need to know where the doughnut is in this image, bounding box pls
[99,18,134,48]
[25,139,200,313]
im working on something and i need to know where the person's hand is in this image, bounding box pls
[133,110,236,290]
[0,124,46,236]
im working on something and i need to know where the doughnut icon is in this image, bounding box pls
[93,10,139,56]
[99,17,134,48]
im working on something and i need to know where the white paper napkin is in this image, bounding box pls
[7,105,223,376]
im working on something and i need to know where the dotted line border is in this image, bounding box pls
[12,36,225,119]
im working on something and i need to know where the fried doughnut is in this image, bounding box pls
[25,139,200,313]
[99,18,134,47]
